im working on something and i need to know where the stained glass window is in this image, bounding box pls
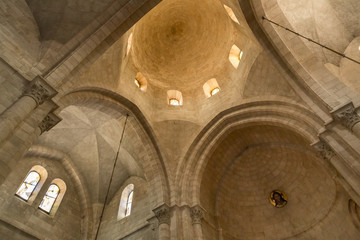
[15,171,40,201]
[39,184,60,213]
[125,190,133,217]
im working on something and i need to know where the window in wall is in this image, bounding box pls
[125,190,134,217]
[223,5,240,24]
[118,184,134,220]
[203,78,221,98]
[167,90,183,106]
[134,72,148,92]
[39,184,60,213]
[15,171,40,201]
[229,44,243,69]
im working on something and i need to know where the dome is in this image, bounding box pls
[132,0,234,90]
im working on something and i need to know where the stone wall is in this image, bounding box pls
[0,157,82,240]
[97,176,154,240]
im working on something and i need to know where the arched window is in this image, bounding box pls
[39,184,60,213]
[203,78,221,98]
[15,171,40,201]
[38,178,66,216]
[125,190,134,217]
[167,90,183,106]
[118,184,134,220]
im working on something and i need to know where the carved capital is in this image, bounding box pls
[333,103,360,130]
[24,76,57,106]
[313,140,336,160]
[153,204,170,225]
[39,113,61,134]
[190,205,204,225]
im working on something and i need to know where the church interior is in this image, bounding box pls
[1,0,360,239]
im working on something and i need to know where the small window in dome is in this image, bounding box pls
[167,90,183,106]
[169,98,180,106]
[210,87,220,96]
[229,44,243,69]
[126,33,133,56]
[134,79,141,88]
[223,5,240,24]
[134,72,147,92]
[203,78,221,98]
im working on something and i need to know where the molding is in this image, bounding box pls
[190,205,205,225]
[312,140,336,160]
[153,204,170,225]
[332,103,360,130]
[24,76,57,106]
[38,113,62,134]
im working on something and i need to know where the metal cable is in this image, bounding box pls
[94,114,129,240]
[262,16,360,65]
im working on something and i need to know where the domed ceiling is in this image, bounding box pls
[131,0,234,91]
[200,125,336,239]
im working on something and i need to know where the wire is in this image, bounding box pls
[94,114,129,240]
[262,16,360,65]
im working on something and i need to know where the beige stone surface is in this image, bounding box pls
[0,0,360,239]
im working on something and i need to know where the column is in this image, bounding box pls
[190,205,205,240]
[313,140,360,199]
[0,76,56,145]
[333,103,360,138]
[38,112,62,135]
[153,204,170,240]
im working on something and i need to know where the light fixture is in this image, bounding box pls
[169,98,180,106]
[134,79,141,88]
[210,87,220,96]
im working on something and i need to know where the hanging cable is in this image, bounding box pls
[94,114,129,240]
[262,16,360,66]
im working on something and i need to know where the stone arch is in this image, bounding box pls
[176,100,324,206]
[246,0,360,109]
[58,87,170,207]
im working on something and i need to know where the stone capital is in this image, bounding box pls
[313,140,336,161]
[39,113,61,134]
[190,205,205,225]
[24,76,57,106]
[332,103,360,130]
[153,204,170,225]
